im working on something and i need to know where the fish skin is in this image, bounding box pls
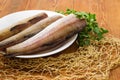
[5,14,87,57]
[0,12,48,41]
[0,15,62,50]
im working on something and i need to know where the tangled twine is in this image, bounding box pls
[0,36,120,80]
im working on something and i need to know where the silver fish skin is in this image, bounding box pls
[0,12,48,41]
[5,14,87,57]
[0,15,62,50]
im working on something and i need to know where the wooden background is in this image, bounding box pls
[0,0,120,80]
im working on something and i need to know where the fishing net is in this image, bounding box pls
[0,35,120,80]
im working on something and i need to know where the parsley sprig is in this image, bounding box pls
[57,9,108,46]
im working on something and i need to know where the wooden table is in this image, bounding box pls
[0,0,120,79]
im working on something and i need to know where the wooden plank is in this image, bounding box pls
[110,67,120,80]
[74,0,120,38]
[0,0,119,80]
[0,0,29,17]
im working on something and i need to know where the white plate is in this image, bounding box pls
[0,10,78,58]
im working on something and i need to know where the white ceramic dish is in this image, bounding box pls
[0,10,78,58]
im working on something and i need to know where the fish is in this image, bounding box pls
[0,12,48,41]
[5,14,87,57]
[0,15,62,50]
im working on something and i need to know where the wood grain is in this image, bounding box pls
[0,0,120,80]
